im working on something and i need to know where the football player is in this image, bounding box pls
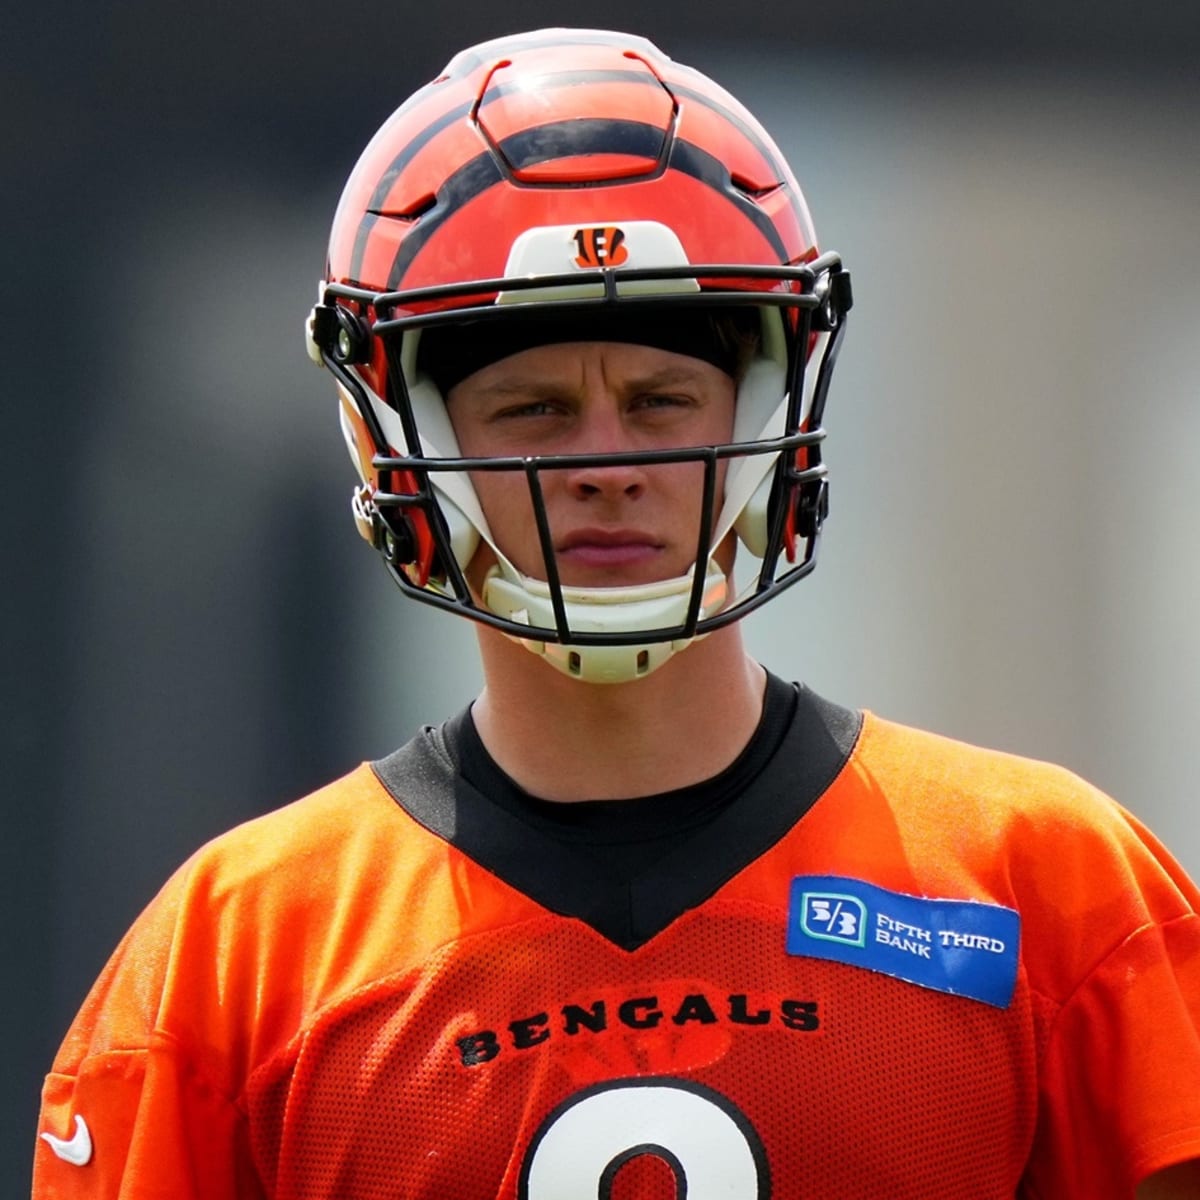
[34,28,1200,1199]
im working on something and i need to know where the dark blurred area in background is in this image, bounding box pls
[6,2,1199,1184]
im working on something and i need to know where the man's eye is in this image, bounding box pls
[633,392,692,411]
[495,400,562,419]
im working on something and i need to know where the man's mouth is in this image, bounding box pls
[556,530,663,569]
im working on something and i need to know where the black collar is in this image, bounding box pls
[372,673,861,950]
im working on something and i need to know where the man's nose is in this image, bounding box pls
[564,459,647,501]
[560,405,648,500]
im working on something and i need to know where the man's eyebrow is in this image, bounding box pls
[624,364,714,389]
[466,379,564,399]
[470,363,714,397]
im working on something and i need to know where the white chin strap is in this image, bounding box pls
[483,563,730,684]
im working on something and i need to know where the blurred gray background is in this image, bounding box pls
[7,1,1199,1183]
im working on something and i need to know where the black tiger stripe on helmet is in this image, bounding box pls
[377,129,794,291]
[342,39,800,290]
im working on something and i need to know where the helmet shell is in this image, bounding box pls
[326,29,818,300]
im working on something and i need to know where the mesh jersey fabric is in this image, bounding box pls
[34,688,1200,1199]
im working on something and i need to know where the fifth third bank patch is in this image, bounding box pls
[786,875,1020,1008]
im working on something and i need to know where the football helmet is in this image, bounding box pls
[307,28,851,683]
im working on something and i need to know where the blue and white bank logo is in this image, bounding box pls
[799,892,867,947]
[787,875,1021,1009]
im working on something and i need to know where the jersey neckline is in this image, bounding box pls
[371,673,862,950]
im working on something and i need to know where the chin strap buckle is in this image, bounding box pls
[307,302,371,366]
[351,485,417,565]
[796,478,829,540]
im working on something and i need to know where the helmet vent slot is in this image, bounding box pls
[370,192,437,222]
[730,173,784,202]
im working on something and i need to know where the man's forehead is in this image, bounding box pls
[450,341,728,398]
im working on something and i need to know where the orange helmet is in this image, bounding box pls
[307,28,851,683]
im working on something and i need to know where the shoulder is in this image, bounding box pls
[845,712,1200,997]
[856,711,1095,806]
[184,761,406,890]
[51,745,470,1077]
[172,739,471,936]
[853,711,1156,852]
[181,712,466,895]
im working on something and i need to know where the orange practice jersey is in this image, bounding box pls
[34,696,1200,1198]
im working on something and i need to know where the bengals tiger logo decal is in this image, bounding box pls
[572,226,629,268]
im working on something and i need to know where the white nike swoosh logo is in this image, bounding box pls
[40,1114,93,1166]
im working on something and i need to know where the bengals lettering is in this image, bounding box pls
[457,992,819,1067]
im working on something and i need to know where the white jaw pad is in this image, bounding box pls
[724,323,830,559]
[361,369,484,570]
[483,563,730,684]
[722,358,787,558]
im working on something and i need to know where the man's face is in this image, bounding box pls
[444,340,737,590]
